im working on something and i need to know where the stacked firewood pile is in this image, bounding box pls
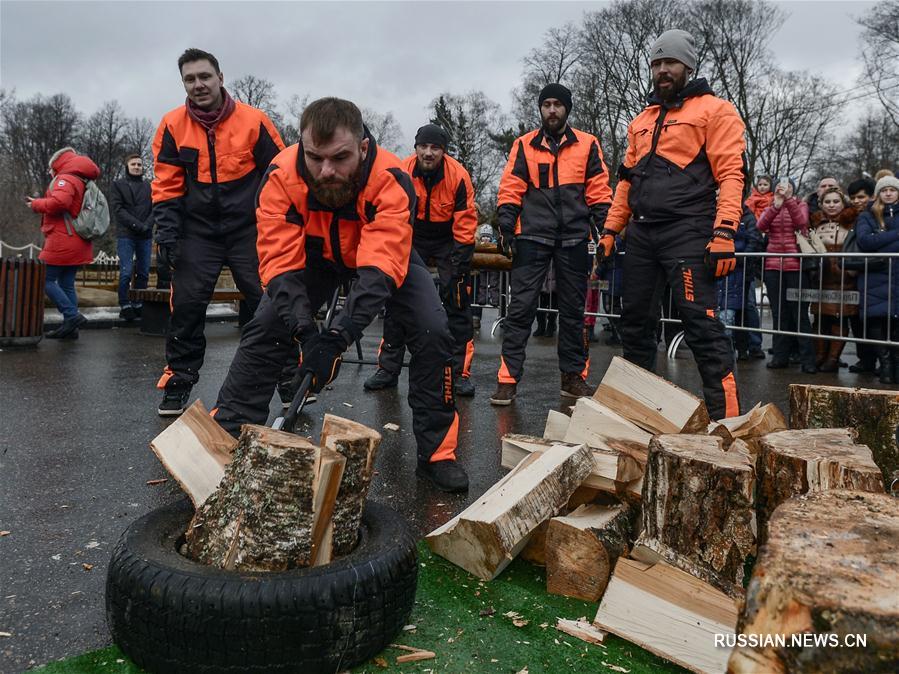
[428,357,899,674]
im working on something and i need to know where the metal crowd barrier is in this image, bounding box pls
[470,250,898,354]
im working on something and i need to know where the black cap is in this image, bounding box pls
[538,83,572,113]
[414,124,449,150]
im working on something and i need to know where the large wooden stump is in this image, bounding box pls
[545,503,634,602]
[185,425,321,571]
[594,355,711,434]
[789,384,899,484]
[756,428,884,543]
[319,414,380,556]
[637,434,755,598]
[426,443,593,580]
[729,490,899,674]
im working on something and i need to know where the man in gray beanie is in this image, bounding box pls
[597,28,747,420]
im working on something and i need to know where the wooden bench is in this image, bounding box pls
[128,287,248,336]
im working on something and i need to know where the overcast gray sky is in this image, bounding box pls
[0,1,877,148]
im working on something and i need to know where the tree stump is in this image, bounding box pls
[729,490,899,674]
[320,414,381,556]
[789,384,899,484]
[756,428,885,543]
[545,503,634,602]
[637,434,755,599]
[185,425,320,571]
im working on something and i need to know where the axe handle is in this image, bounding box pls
[280,372,313,434]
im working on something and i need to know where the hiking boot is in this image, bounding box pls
[455,376,476,397]
[489,382,517,406]
[560,372,594,398]
[364,368,398,391]
[737,349,749,361]
[157,390,190,417]
[849,360,876,374]
[416,460,469,493]
[747,347,766,359]
[119,306,137,322]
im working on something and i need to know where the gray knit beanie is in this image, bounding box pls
[874,174,899,196]
[649,29,698,71]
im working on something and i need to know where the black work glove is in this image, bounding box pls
[297,330,346,393]
[497,227,516,259]
[156,243,179,271]
[442,274,468,310]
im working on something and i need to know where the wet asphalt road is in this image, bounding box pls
[0,310,893,671]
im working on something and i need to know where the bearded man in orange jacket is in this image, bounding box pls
[597,29,745,419]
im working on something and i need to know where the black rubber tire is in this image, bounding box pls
[106,499,417,673]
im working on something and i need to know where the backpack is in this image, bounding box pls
[63,178,110,240]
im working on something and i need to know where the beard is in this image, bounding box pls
[541,111,568,136]
[653,71,688,101]
[308,162,362,209]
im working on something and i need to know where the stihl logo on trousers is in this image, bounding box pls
[682,268,695,302]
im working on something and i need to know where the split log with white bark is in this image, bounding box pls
[789,384,899,483]
[543,409,571,441]
[564,397,653,458]
[185,425,322,570]
[593,355,711,434]
[728,490,899,674]
[718,402,787,456]
[426,443,593,580]
[149,400,237,507]
[319,414,381,556]
[545,503,635,602]
[501,434,643,500]
[594,556,740,674]
[756,428,884,543]
[637,434,755,598]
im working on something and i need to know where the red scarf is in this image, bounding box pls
[186,88,236,144]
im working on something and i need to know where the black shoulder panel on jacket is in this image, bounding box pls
[386,167,417,225]
[586,141,605,179]
[454,178,468,212]
[511,140,529,181]
[157,127,180,166]
[253,122,282,172]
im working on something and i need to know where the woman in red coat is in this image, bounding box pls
[27,147,100,339]
[757,177,817,372]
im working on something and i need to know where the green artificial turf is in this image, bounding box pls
[36,543,687,674]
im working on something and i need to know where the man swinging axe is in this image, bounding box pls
[211,97,468,493]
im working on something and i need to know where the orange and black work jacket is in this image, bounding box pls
[256,130,416,346]
[496,126,613,245]
[402,153,477,275]
[151,101,285,245]
[605,79,746,235]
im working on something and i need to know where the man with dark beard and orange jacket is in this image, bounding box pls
[364,124,479,397]
[597,30,745,420]
[212,98,468,493]
[152,48,284,416]
[490,84,613,405]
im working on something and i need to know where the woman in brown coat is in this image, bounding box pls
[808,187,857,371]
